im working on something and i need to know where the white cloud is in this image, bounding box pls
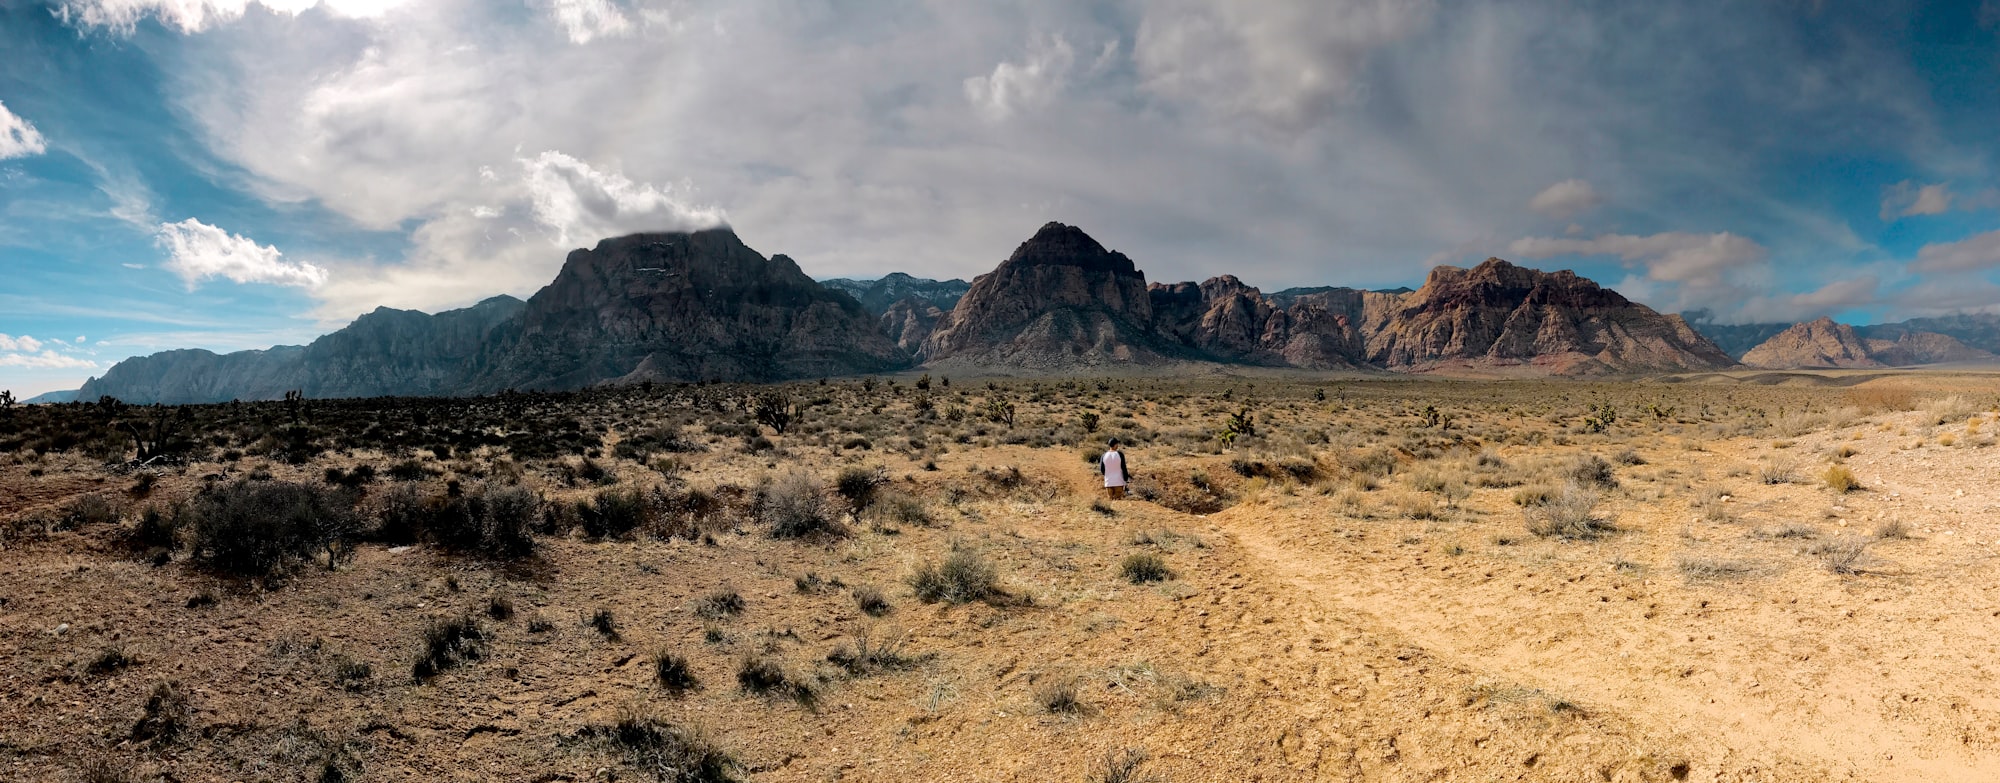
[55,0,409,34]
[1911,229,2000,274]
[964,34,1076,121]
[518,150,726,246]
[155,218,328,288]
[1880,180,1954,220]
[0,351,99,370]
[0,101,47,160]
[544,0,632,44]
[1507,231,1767,286]
[0,334,46,353]
[111,0,1968,330]
[1133,0,1435,128]
[1528,179,1601,219]
[0,335,98,371]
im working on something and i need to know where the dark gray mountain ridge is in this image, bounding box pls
[820,273,971,315]
[76,223,1746,404]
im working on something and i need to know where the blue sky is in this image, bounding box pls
[3,0,2000,396]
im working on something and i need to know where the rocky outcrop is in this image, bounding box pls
[470,230,909,390]
[821,273,970,316]
[1149,276,1370,368]
[880,297,945,353]
[1741,317,1995,368]
[922,222,1173,368]
[1741,318,1877,368]
[1364,259,1735,374]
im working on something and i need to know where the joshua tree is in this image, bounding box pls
[753,391,797,434]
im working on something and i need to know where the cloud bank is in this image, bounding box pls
[155,218,328,289]
[21,0,2000,333]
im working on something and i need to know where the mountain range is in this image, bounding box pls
[56,220,1987,404]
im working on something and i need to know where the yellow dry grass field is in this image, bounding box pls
[4,374,2000,782]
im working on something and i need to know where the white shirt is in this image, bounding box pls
[1102,450,1126,487]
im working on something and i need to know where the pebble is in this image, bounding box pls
[49,623,68,636]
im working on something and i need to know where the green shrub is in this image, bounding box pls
[186,480,361,577]
[578,486,651,540]
[1523,482,1612,539]
[130,681,188,746]
[585,710,737,783]
[375,482,540,558]
[909,549,999,604]
[1822,465,1861,493]
[1119,553,1172,584]
[412,615,486,681]
[760,471,841,539]
[654,650,699,694]
[694,589,745,620]
[834,466,884,511]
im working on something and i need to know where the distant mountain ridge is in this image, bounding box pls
[1686,311,2000,368]
[820,273,970,315]
[916,222,1732,375]
[75,222,1745,404]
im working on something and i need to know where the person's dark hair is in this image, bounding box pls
[1107,438,1120,447]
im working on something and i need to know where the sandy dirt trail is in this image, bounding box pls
[1209,413,2000,782]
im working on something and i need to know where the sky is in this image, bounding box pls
[3,0,2000,397]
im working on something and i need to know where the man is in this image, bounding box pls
[1100,437,1132,500]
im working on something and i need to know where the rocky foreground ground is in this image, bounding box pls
[5,375,2000,781]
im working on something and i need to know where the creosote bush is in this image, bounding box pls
[584,708,738,783]
[577,486,653,540]
[694,589,745,620]
[131,681,188,746]
[378,481,541,558]
[833,466,884,512]
[760,470,841,539]
[1523,482,1611,539]
[1119,552,1172,584]
[186,480,362,578]
[1822,465,1861,493]
[909,548,1000,604]
[412,615,486,681]
[654,649,699,694]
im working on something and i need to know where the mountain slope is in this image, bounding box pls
[469,230,909,390]
[922,222,1177,368]
[1740,317,1995,368]
[1365,259,1735,374]
[821,273,970,315]
[1740,317,1882,368]
[1680,311,1794,359]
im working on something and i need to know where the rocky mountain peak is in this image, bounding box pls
[921,222,1160,367]
[1003,221,1140,275]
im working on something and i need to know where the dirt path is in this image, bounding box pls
[1208,413,2000,783]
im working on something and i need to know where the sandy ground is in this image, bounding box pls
[5,380,2000,781]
